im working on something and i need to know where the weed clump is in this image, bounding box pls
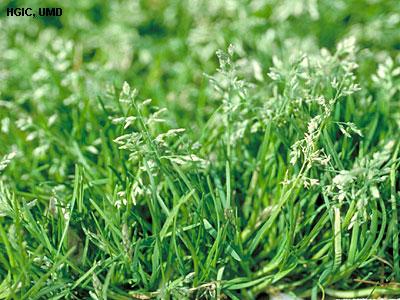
[0,0,400,299]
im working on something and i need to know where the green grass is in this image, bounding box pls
[0,0,400,299]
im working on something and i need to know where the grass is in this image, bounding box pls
[0,0,400,299]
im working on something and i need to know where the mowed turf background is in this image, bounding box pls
[0,0,400,299]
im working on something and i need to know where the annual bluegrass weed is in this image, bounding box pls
[0,0,400,299]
